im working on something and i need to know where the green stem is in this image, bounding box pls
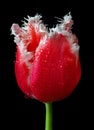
[45,103,53,130]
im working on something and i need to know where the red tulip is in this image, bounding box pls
[11,13,81,102]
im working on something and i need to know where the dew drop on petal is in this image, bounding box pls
[60,65,63,68]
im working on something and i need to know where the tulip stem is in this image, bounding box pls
[45,103,53,130]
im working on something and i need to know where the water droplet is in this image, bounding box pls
[60,65,63,68]
[40,50,43,53]
[59,60,61,63]
[45,54,48,58]
[47,51,50,54]
[44,60,47,63]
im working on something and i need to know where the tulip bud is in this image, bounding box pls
[11,13,81,102]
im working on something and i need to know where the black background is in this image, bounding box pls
[1,1,93,130]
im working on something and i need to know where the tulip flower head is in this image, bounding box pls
[11,13,81,102]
